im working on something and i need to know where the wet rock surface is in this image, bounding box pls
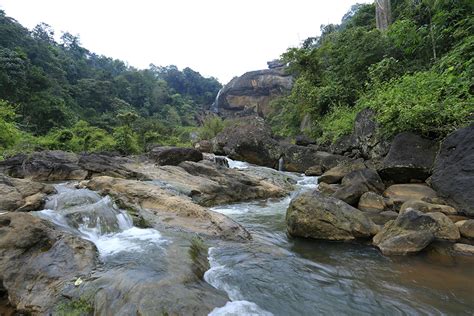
[83,176,251,241]
[0,212,97,314]
[286,191,379,241]
[0,175,55,212]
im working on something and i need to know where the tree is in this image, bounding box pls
[375,0,392,30]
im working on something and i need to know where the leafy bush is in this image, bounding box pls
[113,126,140,154]
[0,100,20,152]
[198,116,225,140]
[318,105,361,142]
[359,70,473,137]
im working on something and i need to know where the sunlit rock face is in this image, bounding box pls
[214,63,293,118]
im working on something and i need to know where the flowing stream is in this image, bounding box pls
[32,161,474,315]
[206,159,474,315]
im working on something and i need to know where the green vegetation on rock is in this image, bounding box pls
[269,0,473,141]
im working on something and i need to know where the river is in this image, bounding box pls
[34,159,474,315]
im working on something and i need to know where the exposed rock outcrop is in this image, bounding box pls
[400,200,457,216]
[0,212,97,314]
[0,151,88,181]
[0,151,146,181]
[0,175,55,212]
[378,132,438,183]
[149,146,203,166]
[215,67,293,118]
[431,125,474,216]
[83,176,251,241]
[125,159,290,206]
[286,191,378,241]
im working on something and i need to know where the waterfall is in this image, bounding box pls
[34,184,165,258]
[278,157,284,171]
[212,88,224,113]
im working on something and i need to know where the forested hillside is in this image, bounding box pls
[269,0,473,142]
[0,10,221,156]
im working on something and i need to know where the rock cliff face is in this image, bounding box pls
[215,66,293,118]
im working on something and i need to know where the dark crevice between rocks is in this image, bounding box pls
[0,280,17,316]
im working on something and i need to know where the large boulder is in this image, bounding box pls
[215,67,293,118]
[400,200,457,216]
[0,151,145,181]
[383,184,437,208]
[332,169,385,206]
[378,132,438,183]
[78,153,146,179]
[126,159,289,206]
[373,209,460,255]
[212,116,281,168]
[0,151,88,181]
[0,212,97,314]
[329,109,389,160]
[148,146,203,166]
[458,220,474,239]
[83,176,251,241]
[431,125,474,216]
[286,191,378,241]
[318,158,366,184]
[0,175,55,212]
[281,145,348,173]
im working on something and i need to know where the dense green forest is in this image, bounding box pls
[0,10,221,156]
[269,0,473,142]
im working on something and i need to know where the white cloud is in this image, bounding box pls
[0,0,372,83]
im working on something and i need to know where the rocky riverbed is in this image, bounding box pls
[0,121,473,315]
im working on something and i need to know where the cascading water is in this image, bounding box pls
[211,88,224,113]
[34,184,165,258]
[204,163,474,315]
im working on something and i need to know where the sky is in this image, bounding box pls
[0,0,372,83]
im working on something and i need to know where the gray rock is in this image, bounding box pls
[0,175,55,212]
[0,151,88,181]
[286,191,378,241]
[319,158,366,184]
[215,68,293,118]
[378,132,438,183]
[358,191,387,213]
[400,200,457,215]
[458,220,474,239]
[431,125,474,216]
[383,184,437,208]
[373,209,460,255]
[0,213,97,314]
[332,169,385,206]
[149,146,203,166]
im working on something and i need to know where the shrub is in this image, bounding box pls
[318,105,361,143]
[113,126,140,154]
[198,116,224,140]
[359,70,473,137]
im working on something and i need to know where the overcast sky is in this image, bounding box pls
[0,0,372,83]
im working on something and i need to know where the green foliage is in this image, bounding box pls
[359,70,473,137]
[0,9,222,145]
[318,105,361,142]
[113,126,140,154]
[270,1,473,142]
[198,116,225,140]
[0,100,20,153]
[55,295,94,316]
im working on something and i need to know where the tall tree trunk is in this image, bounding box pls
[375,0,392,31]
